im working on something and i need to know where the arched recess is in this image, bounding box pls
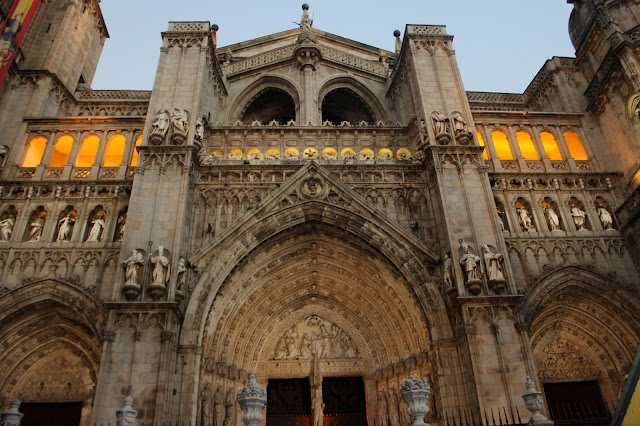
[523,267,640,407]
[0,280,104,424]
[229,75,301,124]
[318,76,387,125]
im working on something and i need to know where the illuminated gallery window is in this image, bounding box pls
[22,136,47,167]
[564,130,588,160]
[516,130,539,160]
[476,131,489,160]
[540,131,563,160]
[75,135,100,167]
[103,134,126,167]
[130,135,143,166]
[49,135,74,167]
[491,130,514,160]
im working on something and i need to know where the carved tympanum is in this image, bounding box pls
[272,315,358,360]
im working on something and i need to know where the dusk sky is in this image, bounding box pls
[91,1,575,94]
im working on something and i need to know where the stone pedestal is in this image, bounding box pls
[237,374,267,426]
[116,396,137,426]
[1,399,23,426]
[400,376,431,426]
[522,377,553,426]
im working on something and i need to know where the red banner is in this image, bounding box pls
[0,0,41,87]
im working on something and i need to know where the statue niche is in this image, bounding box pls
[272,315,358,360]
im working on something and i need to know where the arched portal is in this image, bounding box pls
[321,87,375,125]
[524,267,640,418]
[0,280,104,425]
[241,87,296,124]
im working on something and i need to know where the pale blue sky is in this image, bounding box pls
[92,1,575,93]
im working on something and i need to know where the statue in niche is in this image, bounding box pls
[267,151,280,160]
[451,111,469,135]
[311,387,324,426]
[597,204,614,230]
[150,245,171,287]
[322,151,337,160]
[431,110,450,135]
[569,203,587,230]
[124,249,144,286]
[86,212,105,242]
[176,257,187,294]
[27,216,45,242]
[195,117,204,142]
[56,213,76,242]
[223,388,235,426]
[387,389,401,426]
[115,212,126,242]
[517,206,535,232]
[213,386,225,426]
[344,150,357,161]
[459,239,481,282]
[377,390,389,426]
[525,178,534,190]
[229,151,240,160]
[0,216,14,241]
[200,383,213,426]
[171,108,189,135]
[151,110,169,135]
[274,335,287,360]
[545,206,561,231]
[198,149,212,166]
[482,244,505,282]
[442,252,454,289]
[496,209,506,231]
[419,119,429,143]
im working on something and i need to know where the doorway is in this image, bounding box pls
[267,378,312,426]
[322,377,368,426]
[20,402,83,426]
[543,381,610,425]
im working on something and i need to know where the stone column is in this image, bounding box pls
[0,399,23,426]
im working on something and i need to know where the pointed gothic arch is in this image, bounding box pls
[228,75,302,124]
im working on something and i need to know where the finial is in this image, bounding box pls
[394,30,402,54]
[302,3,309,10]
[393,29,401,37]
[211,24,219,31]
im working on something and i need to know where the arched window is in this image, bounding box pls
[321,88,375,125]
[491,130,514,160]
[241,87,296,124]
[564,130,588,160]
[540,131,563,160]
[477,131,489,160]
[75,135,100,167]
[516,130,538,160]
[130,135,143,166]
[103,134,126,167]
[22,136,47,167]
[49,135,74,167]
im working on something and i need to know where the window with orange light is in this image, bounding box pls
[75,135,100,167]
[540,131,563,160]
[49,135,74,167]
[476,131,489,160]
[103,134,126,167]
[130,135,142,166]
[564,130,588,160]
[22,136,47,167]
[516,130,539,160]
[491,130,514,160]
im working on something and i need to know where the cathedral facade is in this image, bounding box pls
[0,0,639,425]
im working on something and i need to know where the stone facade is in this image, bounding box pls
[0,1,639,425]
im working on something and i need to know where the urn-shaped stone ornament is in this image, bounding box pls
[116,396,137,426]
[0,398,23,426]
[522,377,553,425]
[237,373,267,426]
[400,376,431,426]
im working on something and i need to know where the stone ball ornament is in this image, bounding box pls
[211,24,219,31]
[394,30,401,37]
[302,3,309,10]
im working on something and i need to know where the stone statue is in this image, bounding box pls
[86,213,105,242]
[597,204,614,230]
[459,240,481,282]
[570,204,587,230]
[56,213,76,242]
[376,390,389,426]
[496,209,506,231]
[27,216,45,242]
[517,207,535,232]
[545,206,561,231]
[451,111,469,134]
[442,252,454,289]
[285,328,301,359]
[213,386,225,426]
[223,388,235,426]
[176,257,187,293]
[171,108,189,134]
[150,245,171,287]
[124,249,144,286]
[419,119,429,143]
[274,336,287,360]
[0,217,14,241]
[299,4,313,31]
[387,389,401,426]
[195,117,204,141]
[116,213,126,242]
[431,110,449,135]
[482,244,505,282]
[198,149,213,166]
[311,387,324,426]
[151,110,169,135]
[201,383,213,426]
